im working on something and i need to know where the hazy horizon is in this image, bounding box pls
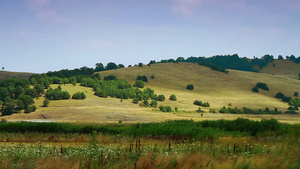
[1,0,300,73]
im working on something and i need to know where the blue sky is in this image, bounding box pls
[1,0,300,73]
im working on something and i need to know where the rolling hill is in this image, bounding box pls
[0,71,35,82]
[3,61,300,123]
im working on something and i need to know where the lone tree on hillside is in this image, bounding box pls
[186,84,194,90]
[1,67,4,71]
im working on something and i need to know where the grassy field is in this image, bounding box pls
[3,62,300,123]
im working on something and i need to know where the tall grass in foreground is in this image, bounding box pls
[0,136,299,169]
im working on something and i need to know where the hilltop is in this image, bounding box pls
[0,71,35,82]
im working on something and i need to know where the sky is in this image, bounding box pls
[1,0,300,73]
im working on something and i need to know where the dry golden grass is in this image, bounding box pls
[4,62,300,123]
[260,60,300,79]
[0,71,35,82]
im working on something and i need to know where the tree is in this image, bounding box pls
[256,82,269,91]
[136,75,148,82]
[72,92,86,100]
[18,95,34,109]
[95,63,105,71]
[133,80,144,88]
[295,92,299,97]
[252,86,259,93]
[104,75,117,81]
[2,67,4,71]
[150,100,157,108]
[278,55,283,60]
[275,92,284,98]
[157,94,165,101]
[105,62,118,70]
[186,84,194,90]
[169,94,177,101]
[43,99,50,107]
[34,84,45,96]
[138,63,143,67]
[118,64,125,68]
[69,76,77,86]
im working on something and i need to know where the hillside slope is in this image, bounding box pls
[4,62,300,123]
[98,62,300,111]
[0,71,35,82]
[260,60,300,79]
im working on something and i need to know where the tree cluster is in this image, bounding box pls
[219,106,282,115]
[72,92,87,100]
[45,87,70,100]
[194,100,210,107]
[0,78,38,116]
[159,105,172,112]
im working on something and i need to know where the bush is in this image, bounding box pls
[132,98,139,104]
[209,108,216,113]
[285,110,299,115]
[43,99,50,107]
[159,105,172,112]
[186,84,194,90]
[72,92,86,100]
[150,100,157,108]
[252,86,259,93]
[104,75,117,81]
[24,105,37,113]
[157,94,165,101]
[275,92,285,98]
[133,80,144,88]
[294,92,298,97]
[136,75,148,82]
[256,82,269,91]
[194,100,210,107]
[282,96,292,102]
[169,94,177,101]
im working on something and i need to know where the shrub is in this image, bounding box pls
[136,75,148,82]
[43,99,50,107]
[133,80,144,88]
[285,110,299,115]
[159,105,172,112]
[282,96,292,102]
[104,75,117,81]
[169,94,177,101]
[209,108,216,113]
[151,75,155,79]
[275,92,285,98]
[132,98,139,104]
[256,82,269,91]
[186,84,194,90]
[252,86,259,93]
[24,105,37,113]
[294,92,298,97]
[72,92,86,100]
[194,100,210,107]
[157,94,165,101]
[150,100,157,108]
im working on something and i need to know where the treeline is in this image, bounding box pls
[151,54,300,72]
[218,106,298,115]
[0,118,296,138]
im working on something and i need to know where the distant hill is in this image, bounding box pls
[0,71,35,82]
[98,62,300,111]
[260,60,300,79]
[3,62,300,123]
